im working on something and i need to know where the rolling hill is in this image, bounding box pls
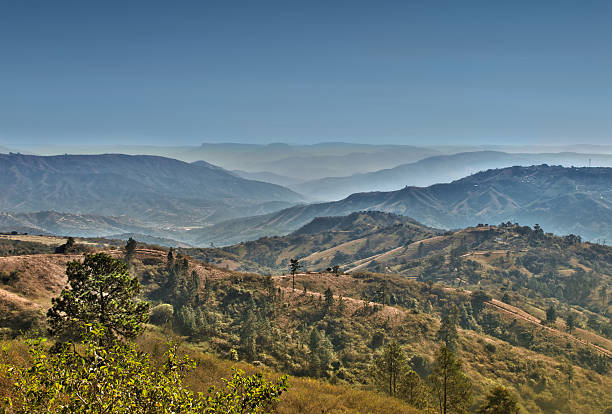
[189,165,612,246]
[0,231,610,413]
[184,211,440,273]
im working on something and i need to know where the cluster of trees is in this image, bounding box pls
[1,251,288,412]
[372,341,519,414]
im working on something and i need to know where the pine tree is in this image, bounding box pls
[428,346,472,414]
[289,258,302,292]
[437,307,459,351]
[323,287,335,315]
[125,237,137,260]
[47,253,149,343]
[372,341,406,397]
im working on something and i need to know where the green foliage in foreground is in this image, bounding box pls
[1,325,288,413]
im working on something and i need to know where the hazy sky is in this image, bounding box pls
[1,1,611,147]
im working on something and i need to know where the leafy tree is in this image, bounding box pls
[428,346,472,414]
[371,341,406,397]
[1,325,288,413]
[125,237,137,260]
[149,303,174,326]
[289,258,302,292]
[477,385,520,414]
[47,253,150,343]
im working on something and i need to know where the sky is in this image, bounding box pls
[1,0,611,147]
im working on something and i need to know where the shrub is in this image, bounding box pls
[150,303,174,326]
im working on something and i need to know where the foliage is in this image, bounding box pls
[125,237,137,260]
[427,347,472,414]
[289,259,302,292]
[371,341,406,397]
[0,325,288,413]
[47,253,150,343]
[149,303,174,326]
[436,307,459,351]
[477,386,520,414]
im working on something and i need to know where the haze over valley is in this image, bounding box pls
[2,1,612,413]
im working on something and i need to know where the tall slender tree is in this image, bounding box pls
[289,258,302,292]
[428,346,472,414]
[372,341,406,397]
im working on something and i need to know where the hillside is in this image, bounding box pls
[0,153,302,231]
[187,211,440,273]
[0,237,610,413]
[189,165,612,245]
[292,151,612,200]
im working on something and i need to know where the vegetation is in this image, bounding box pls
[47,253,150,343]
[1,220,612,413]
[1,325,287,413]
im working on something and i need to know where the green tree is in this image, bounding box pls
[125,237,137,260]
[545,305,557,324]
[289,258,302,292]
[1,325,288,413]
[599,285,608,308]
[427,346,472,414]
[398,369,429,409]
[437,307,459,351]
[323,287,335,315]
[47,253,150,343]
[471,290,491,319]
[560,362,574,403]
[372,341,406,397]
[477,385,520,414]
[566,313,576,333]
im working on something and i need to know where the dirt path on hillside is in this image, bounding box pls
[487,299,612,359]
[344,235,448,273]
[273,278,406,323]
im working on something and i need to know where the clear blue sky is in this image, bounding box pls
[1,0,611,146]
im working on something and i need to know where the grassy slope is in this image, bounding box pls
[0,237,610,413]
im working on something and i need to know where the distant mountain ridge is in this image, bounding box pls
[0,153,303,228]
[189,165,612,245]
[293,151,612,200]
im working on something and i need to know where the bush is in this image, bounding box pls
[150,303,174,326]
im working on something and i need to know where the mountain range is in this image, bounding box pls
[292,151,612,200]
[0,153,302,229]
[189,165,612,245]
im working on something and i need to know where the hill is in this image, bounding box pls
[186,211,440,273]
[189,165,612,245]
[0,235,610,413]
[0,153,303,232]
[292,151,612,200]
